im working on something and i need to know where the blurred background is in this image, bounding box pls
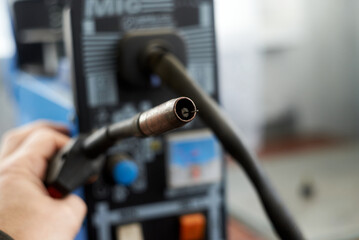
[0,0,16,134]
[216,1,359,239]
[1,0,359,239]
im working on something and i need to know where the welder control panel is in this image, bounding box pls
[65,0,226,239]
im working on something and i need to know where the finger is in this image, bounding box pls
[0,120,69,159]
[60,195,87,234]
[62,194,87,221]
[10,128,70,179]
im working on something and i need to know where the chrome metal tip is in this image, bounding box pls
[174,97,197,122]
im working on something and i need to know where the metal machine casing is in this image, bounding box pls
[65,1,226,239]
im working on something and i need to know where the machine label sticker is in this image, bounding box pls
[85,0,143,18]
[121,13,174,30]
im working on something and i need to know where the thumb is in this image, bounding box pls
[61,195,87,232]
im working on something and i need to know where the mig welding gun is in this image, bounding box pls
[45,97,197,198]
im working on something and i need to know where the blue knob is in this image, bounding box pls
[112,160,139,186]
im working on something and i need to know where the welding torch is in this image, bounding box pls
[45,97,197,198]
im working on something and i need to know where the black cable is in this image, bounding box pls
[144,45,305,240]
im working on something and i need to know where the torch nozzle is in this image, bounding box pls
[138,97,197,136]
[82,97,197,157]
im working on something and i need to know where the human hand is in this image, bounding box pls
[0,121,87,240]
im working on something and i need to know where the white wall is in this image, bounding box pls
[0,1,15,134]
[0,1,15,58]
[215,0,263,150]
[262,0,359,138]
[355,0,359,135]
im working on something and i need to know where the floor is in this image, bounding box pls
[228,217,263,240]
[227,141,359,240]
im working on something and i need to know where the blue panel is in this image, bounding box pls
[14,72,77,133]
[169,136,220,167]
[167,131,222,188]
